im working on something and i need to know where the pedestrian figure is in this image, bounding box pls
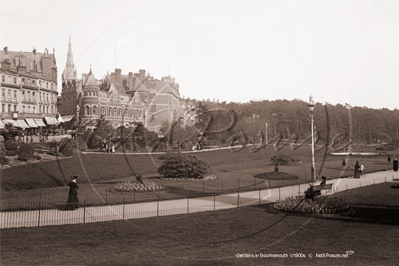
[388,155,391,163]
[66,176,79,210]
[394,157,398,172]
[342,159,346,167]
[354,161,360,178]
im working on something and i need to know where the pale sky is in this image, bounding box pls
[1,0,398,110]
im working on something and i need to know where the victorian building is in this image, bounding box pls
[0,46,58,130]
[59,37,181,134]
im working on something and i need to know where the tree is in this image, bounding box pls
[94,117,116,153]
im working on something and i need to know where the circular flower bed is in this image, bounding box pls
[273,196,350,214]
[114,180,166,193]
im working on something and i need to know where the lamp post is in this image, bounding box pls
[265,122,268,149]
[308,96,316,182]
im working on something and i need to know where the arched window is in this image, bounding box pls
[118,108,121,117]
[93,106,97,115]
[84,90,88,96]
[134,109,138,119]
[124,108,128,117]
[109,107,112,116]
[86,106,90,115]
[139,109,143,118]
[113,108,117,116]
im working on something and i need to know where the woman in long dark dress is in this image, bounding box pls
[66,176,79,210]
[394,157,399,172]
[354,161,360,178]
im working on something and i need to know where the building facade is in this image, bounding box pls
[0,46,58,130]
[59,38,181,134]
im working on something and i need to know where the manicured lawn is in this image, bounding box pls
[1,182,398,265]
[1,145,395,210]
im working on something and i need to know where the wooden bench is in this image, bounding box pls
[312,183,334,195]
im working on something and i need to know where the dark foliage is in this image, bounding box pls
[4,140,18,151]
[271,155,299,164]
[157,153,211,179]
[6,150,18,156]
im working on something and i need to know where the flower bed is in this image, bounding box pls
[273,196,350,214]
[113,180,166,193]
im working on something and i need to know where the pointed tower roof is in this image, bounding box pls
[63,36,78,83]
[83,67,98,87]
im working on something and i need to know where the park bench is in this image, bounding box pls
[312,183,334,195]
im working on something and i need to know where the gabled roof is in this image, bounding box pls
[83,69,98,87]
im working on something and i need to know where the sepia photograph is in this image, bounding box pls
[1,0,398,265]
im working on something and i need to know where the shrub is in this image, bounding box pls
[33,155,42,160]
[157,153,211,179]
[1,154,8,164]
[4,140,18,151]
[59,142,74,157]
[273,196,349,214]
[18,143,35,158]
[114,180,166,192]
[6,150,18,156]
[271,155,299,165]
[87,134,101,149]
[17,151,31,161]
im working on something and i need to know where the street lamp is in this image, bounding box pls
[308,95,316,182]
[265,122,268,149]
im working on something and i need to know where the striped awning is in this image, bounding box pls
[25,118,38,128]
[34,119,46,127]
[16,120,30,129]
[3,119,18,127]
[44,117,57,125]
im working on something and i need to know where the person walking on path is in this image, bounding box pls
[354,161,361,178]
[66,176,79,210]
[394,157,398,172]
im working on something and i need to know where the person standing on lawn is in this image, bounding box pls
[354,161,360,178]
[66,176,79,210]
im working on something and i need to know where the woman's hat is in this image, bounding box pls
[71,176,78,179]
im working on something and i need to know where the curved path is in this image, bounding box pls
[1,170,398,229]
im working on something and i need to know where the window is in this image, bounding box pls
[33,106,35,113]
[28,106,31,113]
[86,106,90,115]
[2,89,5,97]
[22,78,25,85]
[93,106,97,115]
[27,91,31,101]
[2,76,4,82]
[101,106,106,115]
[2,104,5,113]
[118,108,121,117]
[14,105,17,112]
[109,107,112,116]
[32,92,35,100]
[7,89,11,98]
[113,108,117,116]
[8,104,11,113]
[13,90,17,98]
[13,77,17,84]
[32,80,35,86]
[46,82,48,88]
[124,108,128,117]
[23,105,25,113]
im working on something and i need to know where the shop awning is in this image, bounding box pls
[16,120,30,129]
[25,118,38,128]
[44,117,57,125]
[62,115,75,122]
[56,113,64,123]
[3,119,19,127]
[34,119,47,127]
[0,120,4,129]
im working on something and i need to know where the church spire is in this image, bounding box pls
[63,36,78,83]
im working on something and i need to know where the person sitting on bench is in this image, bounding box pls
[315,176,327,196]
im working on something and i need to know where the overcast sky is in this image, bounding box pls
[1,0,398,110]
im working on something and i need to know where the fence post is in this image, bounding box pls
[239,179,241,192]
[214,195,216,211]
[237,192,240,207]
[259,188,261,205]
[279,187,280,201]
[40,189,42,203]
[203,181,205,194]
[38,201,41,227]
[187,198,189,214]
[123,198,125,220]
[83,200,86,224]
[385,176,386,182]
[254,177,256,189]
[157,196,159,217]
[181,183,184,198]
[106,188,108,204]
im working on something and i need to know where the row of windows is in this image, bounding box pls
[1,103,54,114]
[84,90,98,97]
[2,88,55,103]
[1,75,55,89]
[85,106,143,118]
